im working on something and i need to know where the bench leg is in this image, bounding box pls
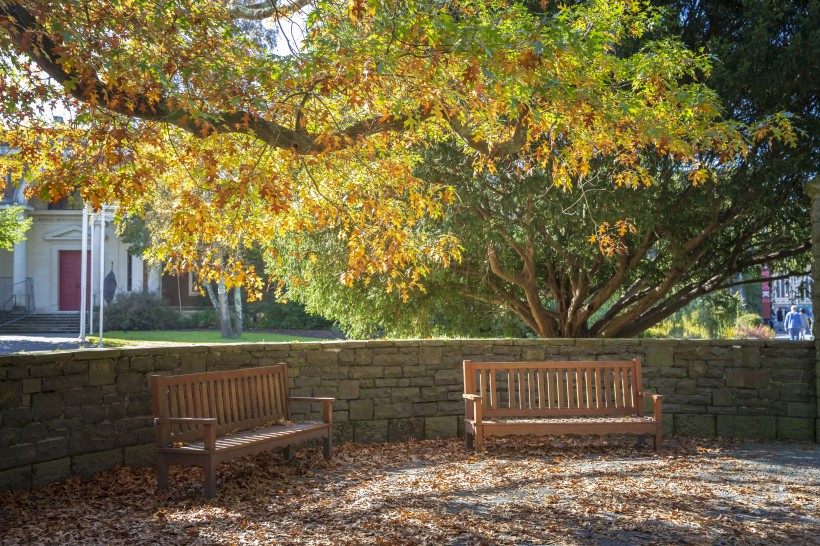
[156,455,170,492]
[474,428,483,452]
[655,428,662,451]
[204,459,217,499]
[323,433,332,460]
[283,445,292,462]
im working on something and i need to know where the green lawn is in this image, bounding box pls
[92,329,327,346]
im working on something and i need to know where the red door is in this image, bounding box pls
[59,251,91,311]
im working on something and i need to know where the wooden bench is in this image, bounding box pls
[463,359,663,451]
[151,364,333,498]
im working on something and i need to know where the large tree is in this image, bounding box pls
[277,0,817,338]
[1,0,769,300]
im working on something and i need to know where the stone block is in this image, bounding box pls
[409,377,434,388]
[436,401,463,416]
[336,380,360,400]
[126,394,152,416]
[2,407,32,428]
[716,415,776,440]
[351,366,384,380]
[372,353,415,367]
[712,388,732,406]
[43,373,89,391]
[0,444,36,472]
[419,386,449,403]
[72,448,123,479]
[89,359,116,386]
[349,399,374,421]
[81,405,108,425]
[388,418,425,442]
[332,422,355,445]
[688,362,707,378]
[411,402,438,417]
[384,366,404,378]
[180,354,207,374]
[0,466,31,491]
[18,423,47,444]
[22,378,42,394]
[776,417,815,441]
[674,414,716,437]
[676,379,697,395]
[30,362,62,378]
[354,420,388,443]
[786,402,816,418]
[738,348,761,368]
[374,403,412,419]
[725,369,770,389]
[434,368,462,385]
[644,345,674,368]
[116,373,145,394]
[124,443,156,467]
[32,392,63,421]
[33,458,71,488]
[35,437,69,462]
[0,382,21,410]
[69,424,117,454]
[63,388,102,408]
[307,350,338,368]
[425,416,458,439]
[780,383,810,402]
[521,348,545,360]
[419,347,442,366]
[391,387,420,404]
[402,365,427,378]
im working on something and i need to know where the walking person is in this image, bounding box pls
[783,306,804,340]
[800,308,812,340]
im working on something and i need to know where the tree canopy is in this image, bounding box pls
[274,0,816,338]
[2,0,782,305]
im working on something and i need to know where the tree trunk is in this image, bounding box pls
[217,279,236,338]
[232,286,244,337]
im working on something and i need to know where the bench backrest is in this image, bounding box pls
[463,359,644,418]
[151,365,290,442]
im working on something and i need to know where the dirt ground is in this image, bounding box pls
[1,436,818,545]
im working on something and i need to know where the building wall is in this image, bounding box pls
[0,338,815,492]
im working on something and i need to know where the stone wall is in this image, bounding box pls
[0,338,815,492]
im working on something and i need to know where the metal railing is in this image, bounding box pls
[0,278,35,313]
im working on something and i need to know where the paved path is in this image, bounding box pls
[0,334,91,355]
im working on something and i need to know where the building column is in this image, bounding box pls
[11,238,27,311]
[147,265,161,294]
[805,177,820,441]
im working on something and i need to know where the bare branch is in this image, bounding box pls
[227,0,311,21]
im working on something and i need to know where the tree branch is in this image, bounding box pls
[227,0,312,21]
[0,2,428,154]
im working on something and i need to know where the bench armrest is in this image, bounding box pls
[287,397,335,423]
[154,417,218,450]
[639,392,663,421]
[462,394,483,423]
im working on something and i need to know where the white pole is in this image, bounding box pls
[98,207,106,348]
[89,212,95,337]
[79,205,88,342]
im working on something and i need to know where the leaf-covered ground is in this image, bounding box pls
[1,437,818,545]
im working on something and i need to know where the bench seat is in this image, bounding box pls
[151,364,333,498]
[463,359,662,451]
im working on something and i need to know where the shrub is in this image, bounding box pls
[187,308,219,328]
[105,292,184,331]
[732,324,775,339]
[246,300,335,330]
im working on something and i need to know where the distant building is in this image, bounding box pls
[1,148,203,318]
[770,273,813,325]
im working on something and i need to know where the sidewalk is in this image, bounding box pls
[0,334,89,355]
